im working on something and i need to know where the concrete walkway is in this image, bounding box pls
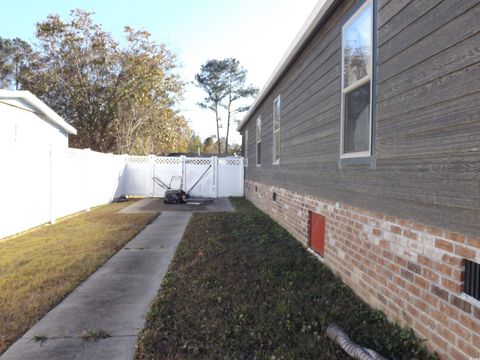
[1,211,192,360]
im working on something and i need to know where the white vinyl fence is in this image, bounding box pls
[0,146,244,239]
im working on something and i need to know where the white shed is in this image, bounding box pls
[0,90,76,148]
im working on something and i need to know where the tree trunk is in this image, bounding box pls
[215,104,221,154]
[225,99,232,155]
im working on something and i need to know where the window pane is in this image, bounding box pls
[344,82,370,153]
[273,97,281,131]
[256,117,261,141]
[343,4,372,88]
[257,143,261,164]
[274,131,280,162]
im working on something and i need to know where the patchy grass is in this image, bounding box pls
[136,197,437,360]
[0,200,159,354]
[80,328,111,342]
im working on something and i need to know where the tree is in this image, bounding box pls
[187,132,203,155]
[203,136,217,155]
[195,60,228,154]
[23,10,122,151]
[15,9,189,155]
[195,58,257,155]
[0,37,36,90]
[221,58,258,155]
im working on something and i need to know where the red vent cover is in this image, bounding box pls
[310,212,325,257]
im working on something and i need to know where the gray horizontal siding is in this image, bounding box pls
[242,0,480,236]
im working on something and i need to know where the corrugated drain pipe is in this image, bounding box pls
[326,323,387,360]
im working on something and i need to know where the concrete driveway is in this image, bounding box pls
[0,198,234,360]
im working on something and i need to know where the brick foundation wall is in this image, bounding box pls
[245,180,480,359]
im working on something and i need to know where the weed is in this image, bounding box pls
[80,329,111,342]
[32,335,48,346]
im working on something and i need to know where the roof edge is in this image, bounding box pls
[0,90,77,135]
[237,0,337,132]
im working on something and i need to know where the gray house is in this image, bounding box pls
[237,0,480,358]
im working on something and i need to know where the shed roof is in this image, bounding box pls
[237,0,338,131]
[0,90,77,135]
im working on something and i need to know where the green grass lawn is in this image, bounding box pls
[0,200,160,354]
[135,197,437,360]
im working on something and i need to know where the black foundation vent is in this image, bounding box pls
[464,259,480,300]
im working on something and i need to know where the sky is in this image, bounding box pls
[0,0,320,145]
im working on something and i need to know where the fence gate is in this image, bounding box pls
[124,155,244,198]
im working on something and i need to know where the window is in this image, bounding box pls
[464,259,480,301]
[273,95,281,164]
[340,0,373,158]
[256,116,262,166]
[244,129,248,158]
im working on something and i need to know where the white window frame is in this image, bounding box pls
[273,95,281,165]
[340,0,373,159]
[256,116,262,166]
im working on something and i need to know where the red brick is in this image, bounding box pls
[473,306,480,320]
[403,229,418,240]
[422,291,439,308]
[430,332,448,351]
[467,237,480,249]
[431,284,449,301]
[414,298,429,314]
[445,231,465,243]
[450,295,472,314]
[449,347,468,360]
[451,321,471,341]
[431,309,448,324]
[414,275,429,290]
[418,255,433,268]
[435,262,452,277]
[395,256,407,267]
[439,302,459,321]
[372,228,382,236]
[455,245,476,260]
[407,261,422,275]
[441,253,463,266]
[441,277,462,293]
[407,283,421,298]
[438,325,456,343]
[457,338,479,357]
[426,226,443,237]
[459,313,480,332]
[434,238,453,252]
[423,268,439,283]
[390,224,401,234]
[401,269,414,282]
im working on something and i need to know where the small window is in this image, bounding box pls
[464,259,480,301]
[273,95,281,164]
[256,116,262,166]
[340,0,373,159]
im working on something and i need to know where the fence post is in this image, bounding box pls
[181,155,187,191]
[212,156,218,198]
[85,149,91,211]
[149,155,155,197]
[240,157,245,196]
[49,147,56,224]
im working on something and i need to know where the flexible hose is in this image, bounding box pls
[326,323,387,360]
